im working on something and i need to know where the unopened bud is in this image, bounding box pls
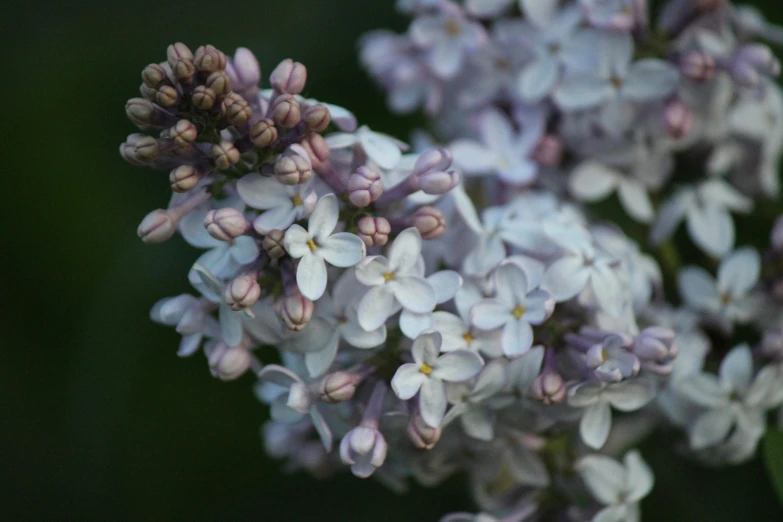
[204,207,250,240]
[194,44,226,73]
[156,85,180,107]
[125,98,173,128]
[531,371,567,404]
[221,93,253,127]
[139,83,158,101]
[357,216,391,247]
[632,326,677,375]
[271,93,301,128]
[303,104,331,133]
[134,136,160,161]
[169,119,198,147]
[142,63,168,88]
[412,206,446,240]
[319,372,359,404]
[417,169,460,195]
[172,59,196,83]
[206,70,232,96]
[278,290,314,331]
[137,209,176,244]
[298,133,331,172]
[412,148,453,178]
[407,411,442,449]
[249,118,278,148]
[191,86,217,110]
[532,135,564,167]
[348,167,383,207]
[772,215,783,251]
[678,51,715,82]
[207,342,251,381]
[270,59,307,94]
[167,42,194,65]
[761,328,783,359]
[262,229,286,259]
[731,61,760,88]
[274,148,312,185]
[224,273,261,311]
[227,47,261,90]
[211,140,240,170]
[736,44,781,77]
[663,100,694,140]
[169,165,204,193]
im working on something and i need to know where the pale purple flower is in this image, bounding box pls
[150,294,219,356]
[443,359,507,440]
[576,450,654,522]
[569,160,655,223]
[236,173,317,234]
[325,125,409,170]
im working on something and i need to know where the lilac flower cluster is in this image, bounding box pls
[120,0,783,517]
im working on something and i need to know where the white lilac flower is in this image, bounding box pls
[355,228,436,331]
[324,125,409,170]
[339,383,388,478]
[569,160,655,223]
[236,173,317,234]
[471,262,554,357]
[450,109,543,185]
[584,334,641,383]
[433,297,503,359]
[568,379,655,449]
[391,330,484,427]
[318,270,386,350]
[576,450,654,522]
[150,294,219,356]
[651,179,752,258]
[284,194,366,301]
[579,0,638,31]
[675,344,780,451]
[400,270,463,338]
[443,359,507,440]
[190,264,248,347]
[677,247,761,324]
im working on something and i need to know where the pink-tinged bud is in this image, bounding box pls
[194,44,226,73]
[172,59,196,84]
[169,165,205,193]
[142,63,168,88]
[298,133,331,172]
[224,273,261,311]
[137,209,176,244]
[771,215,783,251]
[663,100,694,140]
[167,42,194,65]
[632,326,677,375]
[357,216,391,247]
[412,148,453,177]
[348,166,384,207]
[134,136,160,161]
[139,83,158,101]
[191,86,217,110]
[156,85,180,107]
[407,411,441,450]
[678,51,715,82]
[532,135,564,167]
[531,371,567,405]
[271,93,301,128]
[169,119,198,147]
[274,147,312,185]
[412,206,446,240]
[249,118,278,148]
[227,47,261,89]
[270,59,307,94]
[221,93,253,127]
[207,342,251,381]
[278,290,314,331]
[204,207,250,241]
[319,371,360,404]
[206,70,232,96]
[211,140,240,170]
[125,98,174,128]
[303,104,331,133]
[262,229,286,259]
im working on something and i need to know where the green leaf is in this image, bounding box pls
[763,429,783,506]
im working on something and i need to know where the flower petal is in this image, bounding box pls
[419,378,448,427]
[391,363,426,400]
[576,453,626,504]
[388,228,423,274]
[308,194,339,241]
[470,299,511,330]
[320,232,366,267]
[717,247,760,298]
[432,350,484,382]
[357,284,396,331]
[501,319,534,357]
[296,253,328,300]
[580,400,612,449]
[392,276,437,313]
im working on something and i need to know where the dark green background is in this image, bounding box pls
[3,1,783,520]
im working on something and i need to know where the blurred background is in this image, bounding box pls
[3,0,783,520]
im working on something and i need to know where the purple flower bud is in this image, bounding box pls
[632,327,677,375]
[204,207,250,241]
[211,140,240,170]
[194,44,226,73]
[205,70,232,96]
[412,148,453,177]
[226,47,260,91]
[167,42,194,65]
[418,170,461,195]
[339,426,388,478]
[141,63,167,88]
[271,93,302,128]
[274,146,312,185]
[412,206,446,239]
[137,209,176,244]
[221,93,253,127]
[303,104,331,133]
[678,51,715,82]
[169,165,205,193]
[531,135,564,168]
[207,342,251,381]
[761,328,783,360]
[287,382,313,414]
[125,98,176,128]
[531,370,567,405]
[191,86,217,110]
[771,215,783,251]
[299,133,331,173]
[736,44,781,77]
[249,118,278,148]
[357,216,391,247]
[348,166,384,207]
[731,61,761,88]
[407,409,441,450]
[319,371,360,403]
[224,273,261,311]
[278,289,314,331]
[270,59,307,94]
[262,229,286,259]
[133,136,159,161]
[662,100,694,140]
[585,335,640,382]
[169,119,198,147]
[155,85,180,107]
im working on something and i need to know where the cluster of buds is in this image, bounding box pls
[124,0,783,518]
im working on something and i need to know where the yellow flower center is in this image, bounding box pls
[419,362,433,376]
[292,195,303,206]
[306,239,317,251]
[445,18,461,36]
[383,271,395,281]
[463,332,474,344]
[513,305,526,319]
[610,76,624,88]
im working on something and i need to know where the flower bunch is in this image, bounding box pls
[121,0,783,517]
